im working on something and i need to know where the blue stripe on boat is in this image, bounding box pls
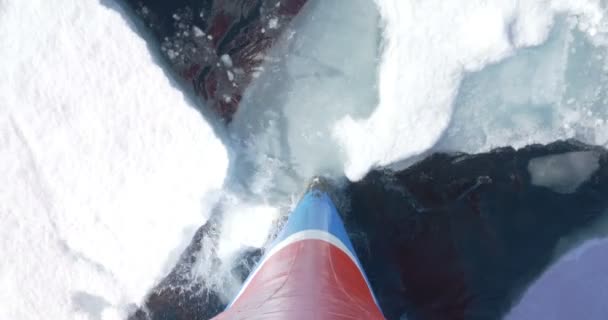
[272,190,356,255]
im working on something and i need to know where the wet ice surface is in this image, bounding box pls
[437,19,608,155]
[337,0,608,180]
[227,0,380,198]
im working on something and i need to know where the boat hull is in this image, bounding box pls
[213,190,384,319]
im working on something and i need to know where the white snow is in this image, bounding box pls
[334,0,608,180]
[528,151,601,193]
[0,0,227,319]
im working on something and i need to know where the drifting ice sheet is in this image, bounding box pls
[334,0,608,180]
[0,0,227,319]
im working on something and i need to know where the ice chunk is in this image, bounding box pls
[528,151,600,193]
[220,54,233,67]
[268,17,279,29]
[192,26,205,37]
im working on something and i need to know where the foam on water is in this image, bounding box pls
[0,0,227,319]
[334,0,608,180]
